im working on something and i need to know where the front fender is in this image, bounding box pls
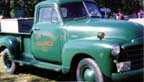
[0,36,20,59]
[62,39,117,78]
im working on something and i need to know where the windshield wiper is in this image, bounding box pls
[90,15,102,18]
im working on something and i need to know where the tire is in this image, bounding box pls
[76,58,104,82]
[1,48,18,74]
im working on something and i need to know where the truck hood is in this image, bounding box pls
[64,18,144,42]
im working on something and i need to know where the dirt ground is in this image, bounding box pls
[0,56,67,82]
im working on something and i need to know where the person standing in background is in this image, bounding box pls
[116,9,124,20]
[137,9,142,18]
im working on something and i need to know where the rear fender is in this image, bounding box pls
[0,36,20,60]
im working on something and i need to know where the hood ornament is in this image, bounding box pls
[97,32,105,40]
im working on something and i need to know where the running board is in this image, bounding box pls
[14,58,62,72]
[14,53,62,72]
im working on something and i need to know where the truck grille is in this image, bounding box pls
[125,45,144,70]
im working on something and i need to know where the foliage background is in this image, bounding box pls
[0,0,38,17]
[0,0,143,18]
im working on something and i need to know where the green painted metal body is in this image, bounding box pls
[0,0,143,81]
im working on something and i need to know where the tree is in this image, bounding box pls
[0,0,11,17]
[14,0,38,17]
[95,0,143,15]
[23,0,38,17]
[122,0,141,14]
[0,0,143,17]
[0,0,38,17]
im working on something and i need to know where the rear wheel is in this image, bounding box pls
[1,48,19,74]
[76,58,104,82]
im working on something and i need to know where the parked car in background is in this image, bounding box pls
[100,7,112,18]
[129,18,144,26]
[128,10,144,26]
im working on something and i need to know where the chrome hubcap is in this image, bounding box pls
[81,66,95,82]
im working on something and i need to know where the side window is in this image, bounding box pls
[61,8,68,18]
[52,9,59,23]
[38,7,52,23]
[38,6,59,23]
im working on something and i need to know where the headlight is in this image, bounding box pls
[112,44,120,62]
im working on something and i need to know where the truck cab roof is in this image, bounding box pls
[38,0,83,5]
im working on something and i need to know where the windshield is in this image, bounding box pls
[60,2,88,20]
[84,1,102,17]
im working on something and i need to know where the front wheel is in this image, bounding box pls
[1,48,19,74]
[76,58,104,82]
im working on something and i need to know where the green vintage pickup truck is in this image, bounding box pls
[0,0,143,82]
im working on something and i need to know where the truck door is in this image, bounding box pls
[31,5,61,63]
